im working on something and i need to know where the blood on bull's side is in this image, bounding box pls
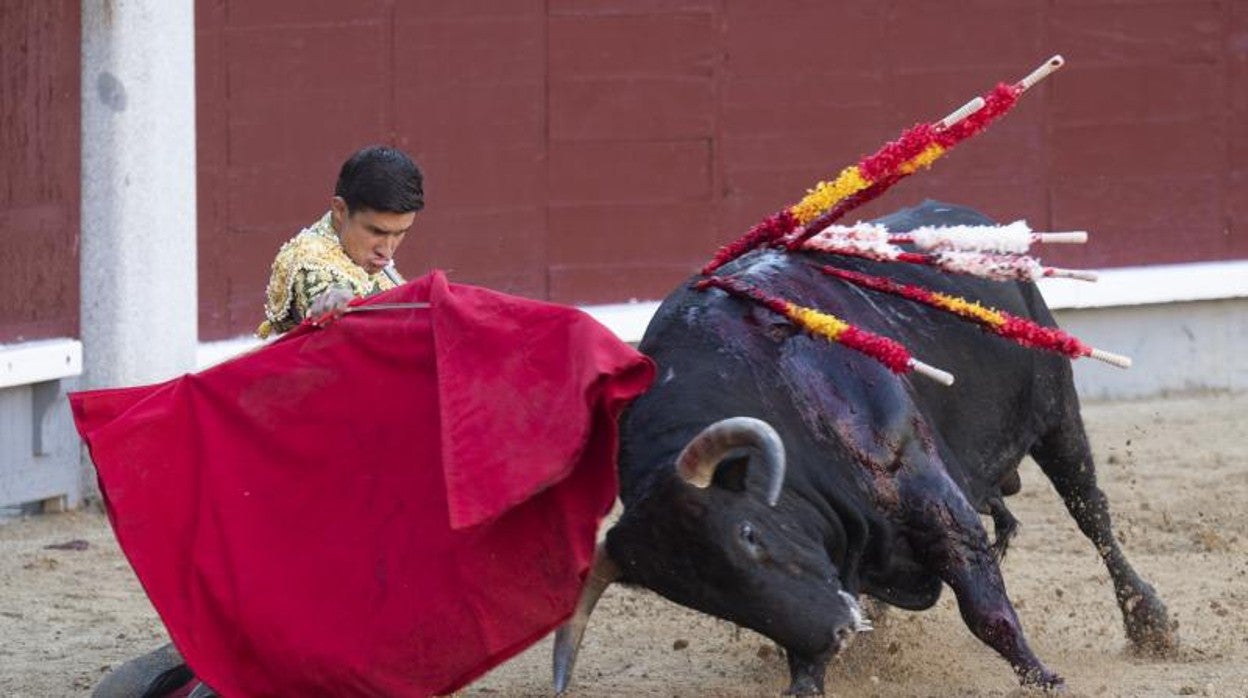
[552,201,1177,696]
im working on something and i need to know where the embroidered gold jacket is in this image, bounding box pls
[257,212,403,338]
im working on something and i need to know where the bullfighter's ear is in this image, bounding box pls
[711,454,751,493]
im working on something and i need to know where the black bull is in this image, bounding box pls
[554,201,1176,695]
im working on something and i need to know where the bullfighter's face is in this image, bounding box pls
[330,196,415,275]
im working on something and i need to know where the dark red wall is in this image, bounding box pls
[196,0,1248,339]
[2,2,1243,343]
[0,2,80,344]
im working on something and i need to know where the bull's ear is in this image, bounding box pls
[711,454,751,493]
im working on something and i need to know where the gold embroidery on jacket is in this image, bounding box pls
[257,212,403,338]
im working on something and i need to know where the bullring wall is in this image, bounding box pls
[4,1,1244,343]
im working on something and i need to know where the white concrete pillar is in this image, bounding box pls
[80,0,197,390]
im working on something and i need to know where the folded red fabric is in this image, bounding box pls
[71,271,654,697]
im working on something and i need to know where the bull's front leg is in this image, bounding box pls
[783,647,833,696]
[903,475,1064,689]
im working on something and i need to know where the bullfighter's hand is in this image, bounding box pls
[308,285,356,327]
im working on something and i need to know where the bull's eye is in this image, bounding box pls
[739,522,763,556]
[740,523,756,543]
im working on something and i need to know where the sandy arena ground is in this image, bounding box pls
[2,392,1245,697]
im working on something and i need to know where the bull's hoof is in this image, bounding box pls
[782,677,823,696]
[1018,666,1065,692]
[93,642,191,698]
[783,648,828,696]
[1123,593,1179,656]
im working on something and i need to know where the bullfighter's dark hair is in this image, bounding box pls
[334,146,425,214]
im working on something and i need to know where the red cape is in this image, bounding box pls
[71,271,654,697]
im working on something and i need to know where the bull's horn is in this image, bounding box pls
[676,417,786,506]
[553,542,620,696]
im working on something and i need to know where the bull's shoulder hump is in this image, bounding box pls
[870,200,995,231]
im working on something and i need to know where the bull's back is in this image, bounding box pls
[626,201,1074,504]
